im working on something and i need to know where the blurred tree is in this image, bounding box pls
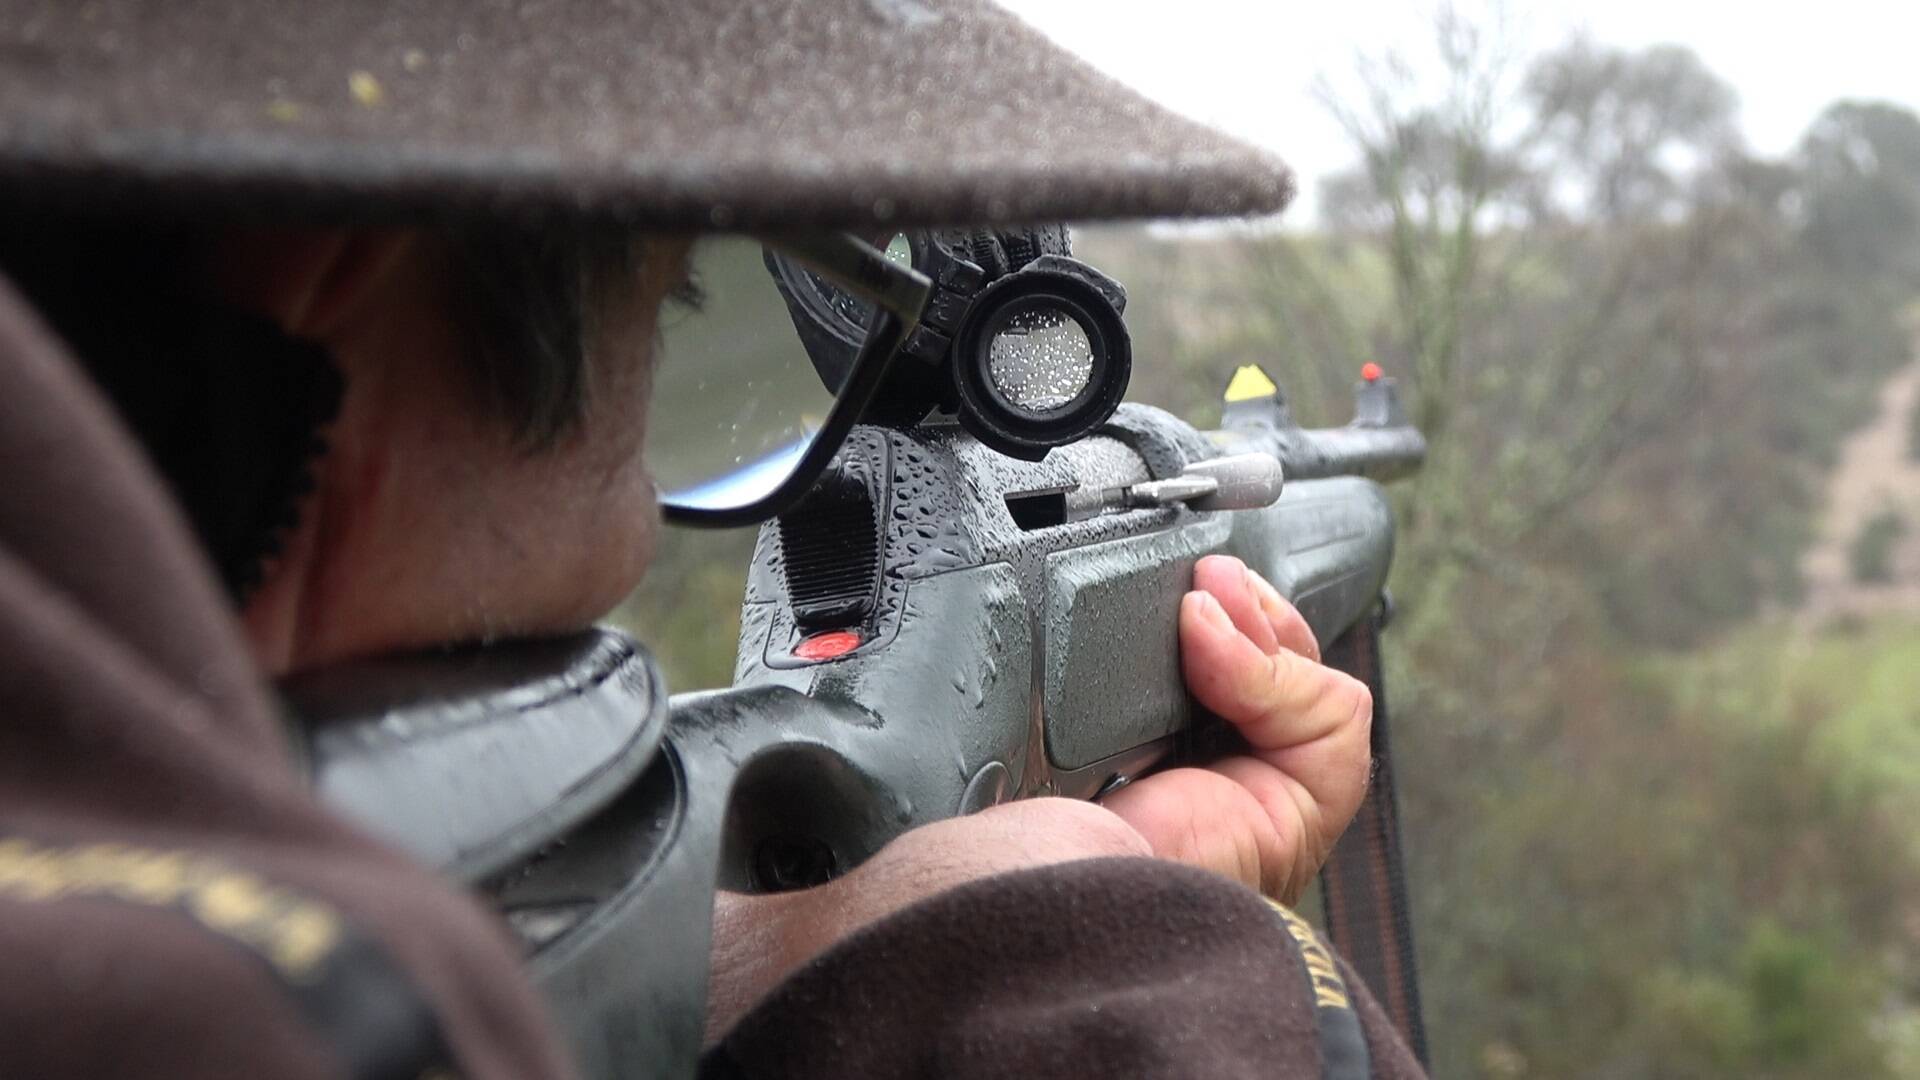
[1848,508,1906,584]
[1909,390,1920,462]
[1519,38,1740,224]
[1078,12,1920,1076]
[1798,102,1920,285]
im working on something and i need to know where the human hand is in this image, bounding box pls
[1098,553,1375,903]
[705,555,1372,1040]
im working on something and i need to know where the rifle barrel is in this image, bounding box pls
[1212,423,1427,484]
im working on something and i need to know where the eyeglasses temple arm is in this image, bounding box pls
[755,231,932,332]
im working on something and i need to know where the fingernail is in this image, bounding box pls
[1195,591,1233,631]
[1250,570,1285,610]
[1197,553,1242,576]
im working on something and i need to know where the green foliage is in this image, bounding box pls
[1637,922,1893,1076]
[1848,509,1906,584]
[608,525,758,693]
[1392,619,1920,1078]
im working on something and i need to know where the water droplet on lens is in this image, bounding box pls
[986,307,1093,412]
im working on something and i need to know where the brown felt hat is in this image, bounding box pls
[0,0,1294,229]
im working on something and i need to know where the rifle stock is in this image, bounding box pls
[290,375,1424,1077]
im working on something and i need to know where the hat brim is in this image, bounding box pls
[0,0,1293,228]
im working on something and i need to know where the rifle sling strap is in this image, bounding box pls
[1319,607,1430,1068]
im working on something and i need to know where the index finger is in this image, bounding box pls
[1194,555,1320,662]
[1247,568,1320,663]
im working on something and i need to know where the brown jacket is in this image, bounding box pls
[703,857,1426,1080]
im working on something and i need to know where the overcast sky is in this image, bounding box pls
[995,0,1920,224]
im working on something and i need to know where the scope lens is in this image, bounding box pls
[985,303,1095,414]
[948,261,1131,461]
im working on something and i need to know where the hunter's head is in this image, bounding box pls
[0,0,1291,675]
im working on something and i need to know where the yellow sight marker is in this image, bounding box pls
[1224,365,1279,403]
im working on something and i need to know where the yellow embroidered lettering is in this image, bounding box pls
[1263,898,1354,1012]
[0,836,345,979]
[191,872,277,933]
[271,904,343,979]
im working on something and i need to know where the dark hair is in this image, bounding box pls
[0,211,638,596]
[440,221,643,447]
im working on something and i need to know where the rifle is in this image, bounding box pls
[284,238,1427,1078]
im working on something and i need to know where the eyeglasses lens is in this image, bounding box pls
[644,236,848,512]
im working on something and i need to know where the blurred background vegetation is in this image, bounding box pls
[617,12,1920,1077]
